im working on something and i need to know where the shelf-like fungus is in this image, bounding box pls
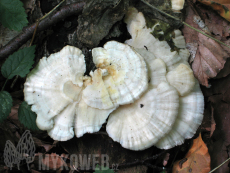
[24,46,85,133]
[124,7,188,71]
[155,81,204,149]
[166,64,195,96]
[106,81,179,150]
[89,41,148,107]
[24,8,204,150]
[105,7,204,150]
[171,0,185,11]
[24,41,148,141]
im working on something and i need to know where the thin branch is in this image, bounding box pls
[29,0,66,46]
[29,21,39,47]
[1,78,8,91]
[10,75,18,88]
[141,0,179,21]
[0,2,85,59]
[209,157,230,173]
[40,0,66,21]
[140,0,230,49]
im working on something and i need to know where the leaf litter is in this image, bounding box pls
[182,4,229,87]
[181,2,230,172]
[2,0,230,172]
[197,0,230,22]
[192,33,228,87]
[172,133,211,173]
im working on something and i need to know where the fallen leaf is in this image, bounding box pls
[198,0,230,22]
[182,5,230,86]
[207,94,230,172]
[182,6,199,60]
[196,3,230,75]
[215,58,230,79]
[172,133,211,173]
[199,4,230,38]
[191,33,228,87]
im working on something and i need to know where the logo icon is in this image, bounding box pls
[4,130,35,170]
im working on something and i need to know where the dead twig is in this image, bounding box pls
[29,0,66,46]
[0,2,85,60]
[209,157,230,173]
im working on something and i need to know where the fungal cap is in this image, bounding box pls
[89,41,148,107]
[82,69,115,109]
[24,45,85,132]
[155,81,204,149]
[166,64,196,96]
[75,99,116,137]
[106,81,179,150]
[173,29,186,49]
[171,0,185,10]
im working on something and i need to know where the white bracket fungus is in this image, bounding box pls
[171,0,185,11]
[24,41,148,141]
[106,82,179,150]
[24,45,86,132]
[104,7,204,150]
[82,69,115,109]
[155,81,204,149]
[90,41,148,107]
[173,30,186,48]
[75,99,116,137]
[24,8,204,150]
[166,64,195,96]
[124,7,187,72]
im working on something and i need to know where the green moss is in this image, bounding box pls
[145,17,179,52]
[145,16,158,29]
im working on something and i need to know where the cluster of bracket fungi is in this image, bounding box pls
[24,7,204,151]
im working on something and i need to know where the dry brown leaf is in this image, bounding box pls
[182,6,199,61]
[182,5,230,86]
[191,33,228,87]
[200,5,230,38]
[172,133,211,173]
[207,94,230,172]
[198,0,230,21]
